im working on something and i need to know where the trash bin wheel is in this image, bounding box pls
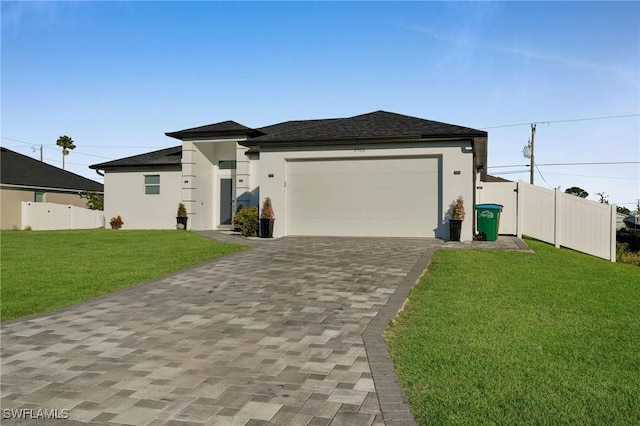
[476,232,487,241]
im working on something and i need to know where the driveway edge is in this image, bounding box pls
[362,246,438,426]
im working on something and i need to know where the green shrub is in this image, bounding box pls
[617,229,640,251]
[617,241,629,255]
[233,206,258,237]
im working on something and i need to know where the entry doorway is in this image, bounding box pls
[220,178,233,225]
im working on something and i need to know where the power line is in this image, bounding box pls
[538,161,640,166]
[493,170,638,180]
[480,113,640,129]
[0,136,37,145]
[1,136,166,150]
[535,164,552,188]
[489,161,640,168]
[542,171,639,180]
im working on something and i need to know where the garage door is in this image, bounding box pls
[286,156,440,237]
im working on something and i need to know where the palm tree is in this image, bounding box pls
[56,135,76,169]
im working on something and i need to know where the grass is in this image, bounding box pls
[385,238,640,425]
[0,229,244,321]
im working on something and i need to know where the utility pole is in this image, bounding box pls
[529,123,536,185]
[31,145,43,161]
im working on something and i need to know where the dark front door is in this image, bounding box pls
[220,178,233,225]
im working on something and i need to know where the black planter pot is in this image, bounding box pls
[260,218,275,238]
[176,216,188,230]
[450,219,462,241]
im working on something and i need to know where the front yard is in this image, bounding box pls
[0,230,244,321]
[385,238,640,425]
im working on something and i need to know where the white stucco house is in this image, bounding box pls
[90,111,488,241]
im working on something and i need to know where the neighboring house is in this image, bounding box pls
[1,147,104,229]
[91,111,488,241]
[483,174,511,183]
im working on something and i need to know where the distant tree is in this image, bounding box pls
[564,186,588,198]
[56,135,76,169]
[80,191,104,210]
[596,192,609,204]
[617,206,631,215]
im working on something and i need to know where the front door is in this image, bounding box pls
[220,178,233,225]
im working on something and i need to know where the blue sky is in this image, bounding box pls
[2,1,639,208]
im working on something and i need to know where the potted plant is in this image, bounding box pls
[176,203,188,230]
[110,215,124,230]
[259,197,275,238]
[449,196,465,241]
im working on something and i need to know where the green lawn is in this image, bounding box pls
[385,239,640,425]
[0,229,244,321]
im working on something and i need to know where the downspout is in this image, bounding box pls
[95,169,105,177]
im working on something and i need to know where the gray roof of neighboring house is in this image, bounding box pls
[90,146,182,170]
[1,147,104,192]
[484,174,512,183]
[243,111,487,146]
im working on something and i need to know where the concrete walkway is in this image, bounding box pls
[1,233,529,425]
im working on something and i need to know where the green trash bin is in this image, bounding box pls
[475,204,503,241]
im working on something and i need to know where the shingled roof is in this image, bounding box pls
[93,111,488,171]
[90,146,182,170]
[242,111,487,146]
[165,121,259,140]
[1,147,103,192]
[255,119,341,135]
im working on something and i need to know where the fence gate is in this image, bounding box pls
[476,181,518,235]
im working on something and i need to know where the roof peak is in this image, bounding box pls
[165,120,256,140]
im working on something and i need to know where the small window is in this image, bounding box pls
[34,192,44,202]
[145,175,160,195]
[219,161,236,170]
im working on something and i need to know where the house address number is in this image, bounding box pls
[354,148,366,152]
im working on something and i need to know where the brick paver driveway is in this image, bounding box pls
[1,234,441,425]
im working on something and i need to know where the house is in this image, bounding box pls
[1,147,104,229]
[91,111,487,241]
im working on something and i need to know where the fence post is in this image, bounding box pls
[516,181,523,238]
[554,189,561,249]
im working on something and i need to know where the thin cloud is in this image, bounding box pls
[1,1,62,31]
[403,23,639,86]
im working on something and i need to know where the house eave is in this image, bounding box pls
[90,164,182,172]
[165,129,264,141]
[240,135,484,149]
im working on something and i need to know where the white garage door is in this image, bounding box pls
[286,156,440,237]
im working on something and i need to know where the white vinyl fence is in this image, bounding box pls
[477,181,617,262]
[21,202,105,230]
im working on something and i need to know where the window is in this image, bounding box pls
[34,192,44,202]
[219,161,236,170]
[144,175,160,195]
